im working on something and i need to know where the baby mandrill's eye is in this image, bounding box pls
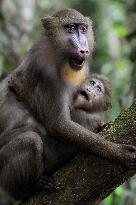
[97,85,101,92]
[90,80,95,85]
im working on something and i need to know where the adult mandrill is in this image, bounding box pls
[0,9,136,200]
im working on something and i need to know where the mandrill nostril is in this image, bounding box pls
[79,49,89,56]
[80,50,85,54]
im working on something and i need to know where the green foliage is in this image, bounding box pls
[113,23,128,37]
[103,186,125,205]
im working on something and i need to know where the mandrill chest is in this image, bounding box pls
[63,63,88,87]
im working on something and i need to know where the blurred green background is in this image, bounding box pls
[0,0,136,204]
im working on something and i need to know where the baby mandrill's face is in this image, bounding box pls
[81,78,105,101]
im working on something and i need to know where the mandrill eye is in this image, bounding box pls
[97,85,102,92]
[81,25,88,33]
[65,24,76,33]
[90,80,95,85]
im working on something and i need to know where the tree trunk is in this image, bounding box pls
[21,102,136,205]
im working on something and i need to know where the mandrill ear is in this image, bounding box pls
[41,16,54,28]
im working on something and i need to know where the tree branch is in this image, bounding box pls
[21,102,136,205]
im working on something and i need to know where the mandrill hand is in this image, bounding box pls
[117,144,136,169]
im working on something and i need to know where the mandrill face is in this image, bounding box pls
[42,9,94,71]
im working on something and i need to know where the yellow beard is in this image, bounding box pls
[64,64,87,86]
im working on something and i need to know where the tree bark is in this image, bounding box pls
[21,102,136,205]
